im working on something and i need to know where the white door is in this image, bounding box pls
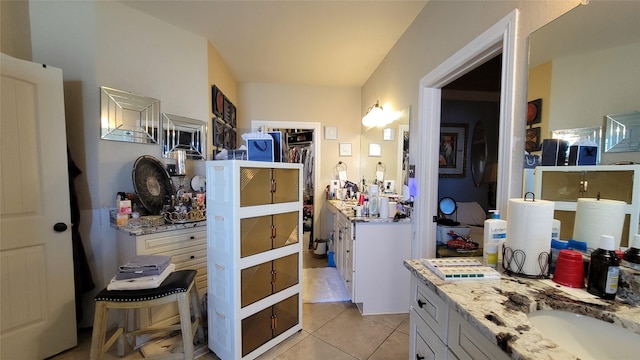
[1,53,76,359]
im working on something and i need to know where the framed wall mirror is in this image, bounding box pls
[604,112,640,153]
[161,113,207,160]
[100,86,160,144]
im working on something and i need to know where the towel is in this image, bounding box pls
[118,255,171,273]
[107,263,175,291]
[115,260,171,280]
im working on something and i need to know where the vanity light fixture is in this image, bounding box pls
[362,100,389,127]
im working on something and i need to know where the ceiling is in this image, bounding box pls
[119,0,428,87]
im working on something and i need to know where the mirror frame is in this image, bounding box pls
[161,113,207,160]
[100,86,160,144]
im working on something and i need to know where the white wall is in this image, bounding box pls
[238,83,361,238]
[29,0,209,327]
[549,41,640,164]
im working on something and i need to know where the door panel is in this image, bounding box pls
[273,294,299,337]
[0,54,76,359]
[240,261,273,308]
[240,215,273,257]
[240,167,272,206]
[273,253,299,294]
[241,306,273,357]
[273,211,299,249]
[273,168,299,203]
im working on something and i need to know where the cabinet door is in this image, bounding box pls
[241,305,272,357]
[540,171,583,201]
[272,168,299,204]
[583,170,633,202]
[273,211,299,249]
[410,310,448,360]
[273,294,299,338]
[240,167,273,206]
[241,261,273,307]
[241,215,273,257]
[273,253,299,294]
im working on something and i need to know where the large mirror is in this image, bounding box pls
[604,112,640,153]
[360,106,410,195]
[161,113,207,160]
[100,86,160,144]
[528,1,640,165]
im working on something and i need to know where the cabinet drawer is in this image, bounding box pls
[410,309,449,360]
[138,228,206,253]
[447,308,509,360]
[411,276,448,343]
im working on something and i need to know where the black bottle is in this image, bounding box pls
[587,235,620,300]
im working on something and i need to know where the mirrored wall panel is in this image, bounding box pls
[100,86,160,144]
[604,112,640,153]
[162,113,207,160]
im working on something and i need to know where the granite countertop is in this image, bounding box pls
[327,200,411,224]
[113,219,206,236]
[404,259,640,360]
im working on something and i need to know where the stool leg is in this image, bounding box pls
[117,308,127,356]
[190,288,205,344]
[177,292,195,359]
[89,301,108,360]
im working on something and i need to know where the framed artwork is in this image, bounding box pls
[339,143,352,157]
[527,98,542,125]
[369,143,381,157]
[439,124,468,177]
[525,127,541,152]
[213,117,226,149]
[212,85,224,117]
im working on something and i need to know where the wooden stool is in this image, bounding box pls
[89,270,204,360]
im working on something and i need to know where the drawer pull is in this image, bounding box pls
[190,255,195,259]
[416,354,425,360]
[190,236,195,240]
[417,299,426,308]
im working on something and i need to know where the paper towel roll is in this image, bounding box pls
[505,198,554,276]
[573,198,625,251]
[379,197,389,218]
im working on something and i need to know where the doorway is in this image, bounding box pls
[414,10,519,259]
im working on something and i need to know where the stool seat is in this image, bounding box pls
[95,270,196,302]
[90,269,204,360]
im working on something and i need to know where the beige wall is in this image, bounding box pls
[1,0,32,60]
[238,83,361,236]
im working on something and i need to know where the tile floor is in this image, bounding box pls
[49,231,410,359]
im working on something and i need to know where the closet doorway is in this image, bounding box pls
[251,121,321,255]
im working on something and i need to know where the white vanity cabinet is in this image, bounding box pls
[328,201,411,314]
[533,164,640,246]
[409,275,509,360]
[206,160,303,360]
[115,225,208,329]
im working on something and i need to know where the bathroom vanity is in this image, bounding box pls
[328,200,412,315]
[404,259,640,360]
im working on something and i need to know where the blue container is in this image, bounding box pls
[327,251,336,267]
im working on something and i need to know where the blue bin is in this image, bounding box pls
[327,251,336,267]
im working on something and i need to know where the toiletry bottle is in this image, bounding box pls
[622,234,640,270]
[483,210,507,266]
[587,235,620,300]
[551,219,561,242]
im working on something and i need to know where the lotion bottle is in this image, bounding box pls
[484,210,507,266]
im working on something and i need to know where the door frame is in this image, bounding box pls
[414,10,519,258]
[251,120,321,241]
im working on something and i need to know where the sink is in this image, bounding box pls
[528,309,640,360]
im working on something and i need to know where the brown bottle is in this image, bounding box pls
[587,235,620,300]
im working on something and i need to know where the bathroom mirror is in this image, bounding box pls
[161,113,207,160]
[470,121,487,187]
[604,112,640,153]
[360,106,410,190]
[528,1,640,164]
[100,86,160,144]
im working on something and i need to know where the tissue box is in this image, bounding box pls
[568,145,597,165]
[541,139,569,166]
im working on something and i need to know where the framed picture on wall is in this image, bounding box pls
[525,127,541,152]
[439,123,468,177]
[527,98,542,125]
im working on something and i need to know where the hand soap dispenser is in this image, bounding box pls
[483,210,507,266]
